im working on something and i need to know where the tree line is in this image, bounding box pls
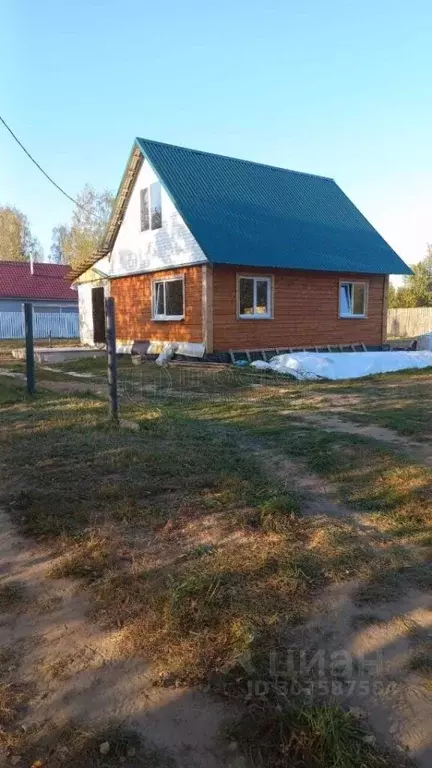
[0,185,114,268]
[389,245,432,308]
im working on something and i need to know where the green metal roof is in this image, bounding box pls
[134,138,410,275]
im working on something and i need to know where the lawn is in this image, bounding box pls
[0,338,80,353]
[5,349,432,439]
[0,369,430,766]
[37,354,432,438]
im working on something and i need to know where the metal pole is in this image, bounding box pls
[105,296,119,422]
[23,302,35,395]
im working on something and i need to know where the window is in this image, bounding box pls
[150,181,162,229]
[153,277,184,320]
[238,276,272,319]
[140,188,149,231]
[140,182,162,231]
[339,281,367,317]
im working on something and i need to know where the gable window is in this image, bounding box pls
[140,181,162,231]
[238,276,272,319]
[153,277,184,320]
[339,281,367,318]
[140,188,149,231]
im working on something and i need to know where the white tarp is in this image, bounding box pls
[250,350,432,381]
[417,333,432,351]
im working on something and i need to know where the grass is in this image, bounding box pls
[0,646,27,727]
[6,348,432,438]
[408,644,432,686]
[354,563,432,605]
[0,724,174,767]
[228,702,405,768]
[0,375,30,404]
[337,404,432,439]
[0,582,26,612]
[183,397,432,545]
[0,338,80,352]
[0,380,316,685]
[66,525,319,683]
[407,629,432,687]
[0,373,428,767]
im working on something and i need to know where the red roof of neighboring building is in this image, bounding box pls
[0,262,77,302]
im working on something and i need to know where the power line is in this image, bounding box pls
[0,114,103,220]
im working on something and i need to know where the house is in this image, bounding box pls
[72,138,411,355]
[0,262,78,339]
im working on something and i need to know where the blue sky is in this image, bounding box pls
[1,0,430,276]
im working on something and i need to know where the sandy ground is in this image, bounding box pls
[0,510,241,768]
[288,410,432,466]
[288,582,432,766]
[246,442,432,767]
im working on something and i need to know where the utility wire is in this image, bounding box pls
[0,114,104,220]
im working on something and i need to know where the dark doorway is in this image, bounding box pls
[92,287,106,344]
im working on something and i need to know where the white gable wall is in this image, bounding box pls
[76,258,111,345]
[78,282,96,345]
[109,158,208,277]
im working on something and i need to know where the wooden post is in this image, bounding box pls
[382,275,389,345]
[202,264,214,354]
[105,297,119,422]
[23,302,35,395]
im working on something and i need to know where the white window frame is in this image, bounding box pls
[152,276,185,321]
[339,280,368,318]
[140,181,162,232]
[237,275,273,320]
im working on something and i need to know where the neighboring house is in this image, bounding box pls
[0,262,78,339]
[72,138,411,354]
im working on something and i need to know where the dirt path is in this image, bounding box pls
[285,580,432,765]
[0,509,239,768]
[240,438,432,767]
[0,369,106,397]
[288,410,432,466]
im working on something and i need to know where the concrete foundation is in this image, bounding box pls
[12,347,106,364]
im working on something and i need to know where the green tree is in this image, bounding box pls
[49,224,69,264]
[388,284,399,308]
[50,185,114,268]
[389,245,432,308]
[0,205,43,262]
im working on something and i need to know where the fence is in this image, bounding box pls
[387,308,432,339]
[0,311,79,340]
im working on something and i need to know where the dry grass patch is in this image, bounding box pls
[354,561,432,605]
[50,535,121,582]
[0,581,27,613]
[406,626,432,687]
[308,523,374,582]
[0,724,174,767]
[85,525,323,685]
[408,644,432,688]
[0,645,32,738]
[0,681,29,727]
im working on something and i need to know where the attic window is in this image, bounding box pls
[140,182,162,231]
[339,281,368,318]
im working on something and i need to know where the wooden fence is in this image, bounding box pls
[387,308,432,338]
